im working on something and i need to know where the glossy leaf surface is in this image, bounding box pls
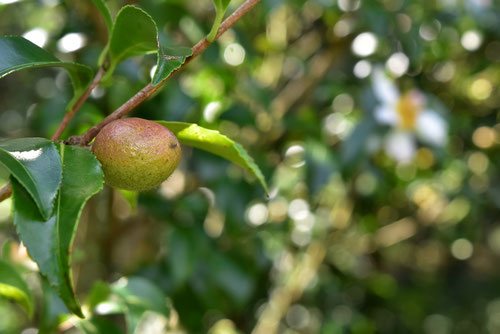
[12,145,104,317]
[0,138,62,220]
[0,36,92,94]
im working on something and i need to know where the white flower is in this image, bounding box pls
[385,131,416,164]
[371,68,447,163]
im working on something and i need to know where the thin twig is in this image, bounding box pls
[51,66,106,141]
[0,184,12,202]
[0,66,107,202]
[0,0,261,202]
[66,0,261,146]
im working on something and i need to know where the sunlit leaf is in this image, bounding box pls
[0,138,62,220]
[151,46,191,86]
[156,121,268,193]
[12,145,104,317]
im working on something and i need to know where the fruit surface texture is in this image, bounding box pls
[92,118,181,191]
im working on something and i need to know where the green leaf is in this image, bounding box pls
[39,278,70,334]
[215,0,232,10]
[77,317,123,334]
[156,121,268,193]
[90,0,113,34]
[151,46,192,86]
[12,145,104,317]
[111,277,169,334]
[0,138,62,220]
[0,36,92,95]
[117,189,138,214]
[208,0,232,41]
[0,259,34,317]
[86,281,112,311]
[107,5,158,76]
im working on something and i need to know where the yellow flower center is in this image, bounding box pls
[396,92,422,130]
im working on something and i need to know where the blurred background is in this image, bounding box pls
[1,0,500,333]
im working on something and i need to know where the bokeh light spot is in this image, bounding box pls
[353,60,372,78]
[386,52,409,77]
[432,62,455,82]
[351,32,378,57]
[338,0,361,12]
[288,198,309,221]
[423,314,452,334]
[333,19,354,37]
[284,144,306,168]
[467,151,489,175]
[223,43,246,66]
[355,172,377,195]
[472,126,496,149]
[149,65,157,80]
[469,78,492,100]
[23,28,48,47]
[487,228,500,255]
[323,113,353,140]
[416,148,435,169]
[461,30,483,51]
[57,32,86,53]
[246,203,269,226]
[203,101,223,122]
[450,239,473,260]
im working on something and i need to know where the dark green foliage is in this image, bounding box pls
[0,0,499,333]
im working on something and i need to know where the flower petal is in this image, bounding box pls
[416,110,448,146]
[374,104,398,125]
[372,67,399,104]
[384,131,416,163]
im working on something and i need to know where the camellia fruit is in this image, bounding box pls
[92,117,181,191]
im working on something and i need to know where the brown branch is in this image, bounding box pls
[0,66,107,203]
[0,184,12,202]
[51,66,106,141]
[0,0,261,203]
[66,0,261,146]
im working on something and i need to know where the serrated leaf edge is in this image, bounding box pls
[52,144,104,317]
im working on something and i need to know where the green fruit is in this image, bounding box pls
[92,117,181,191]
